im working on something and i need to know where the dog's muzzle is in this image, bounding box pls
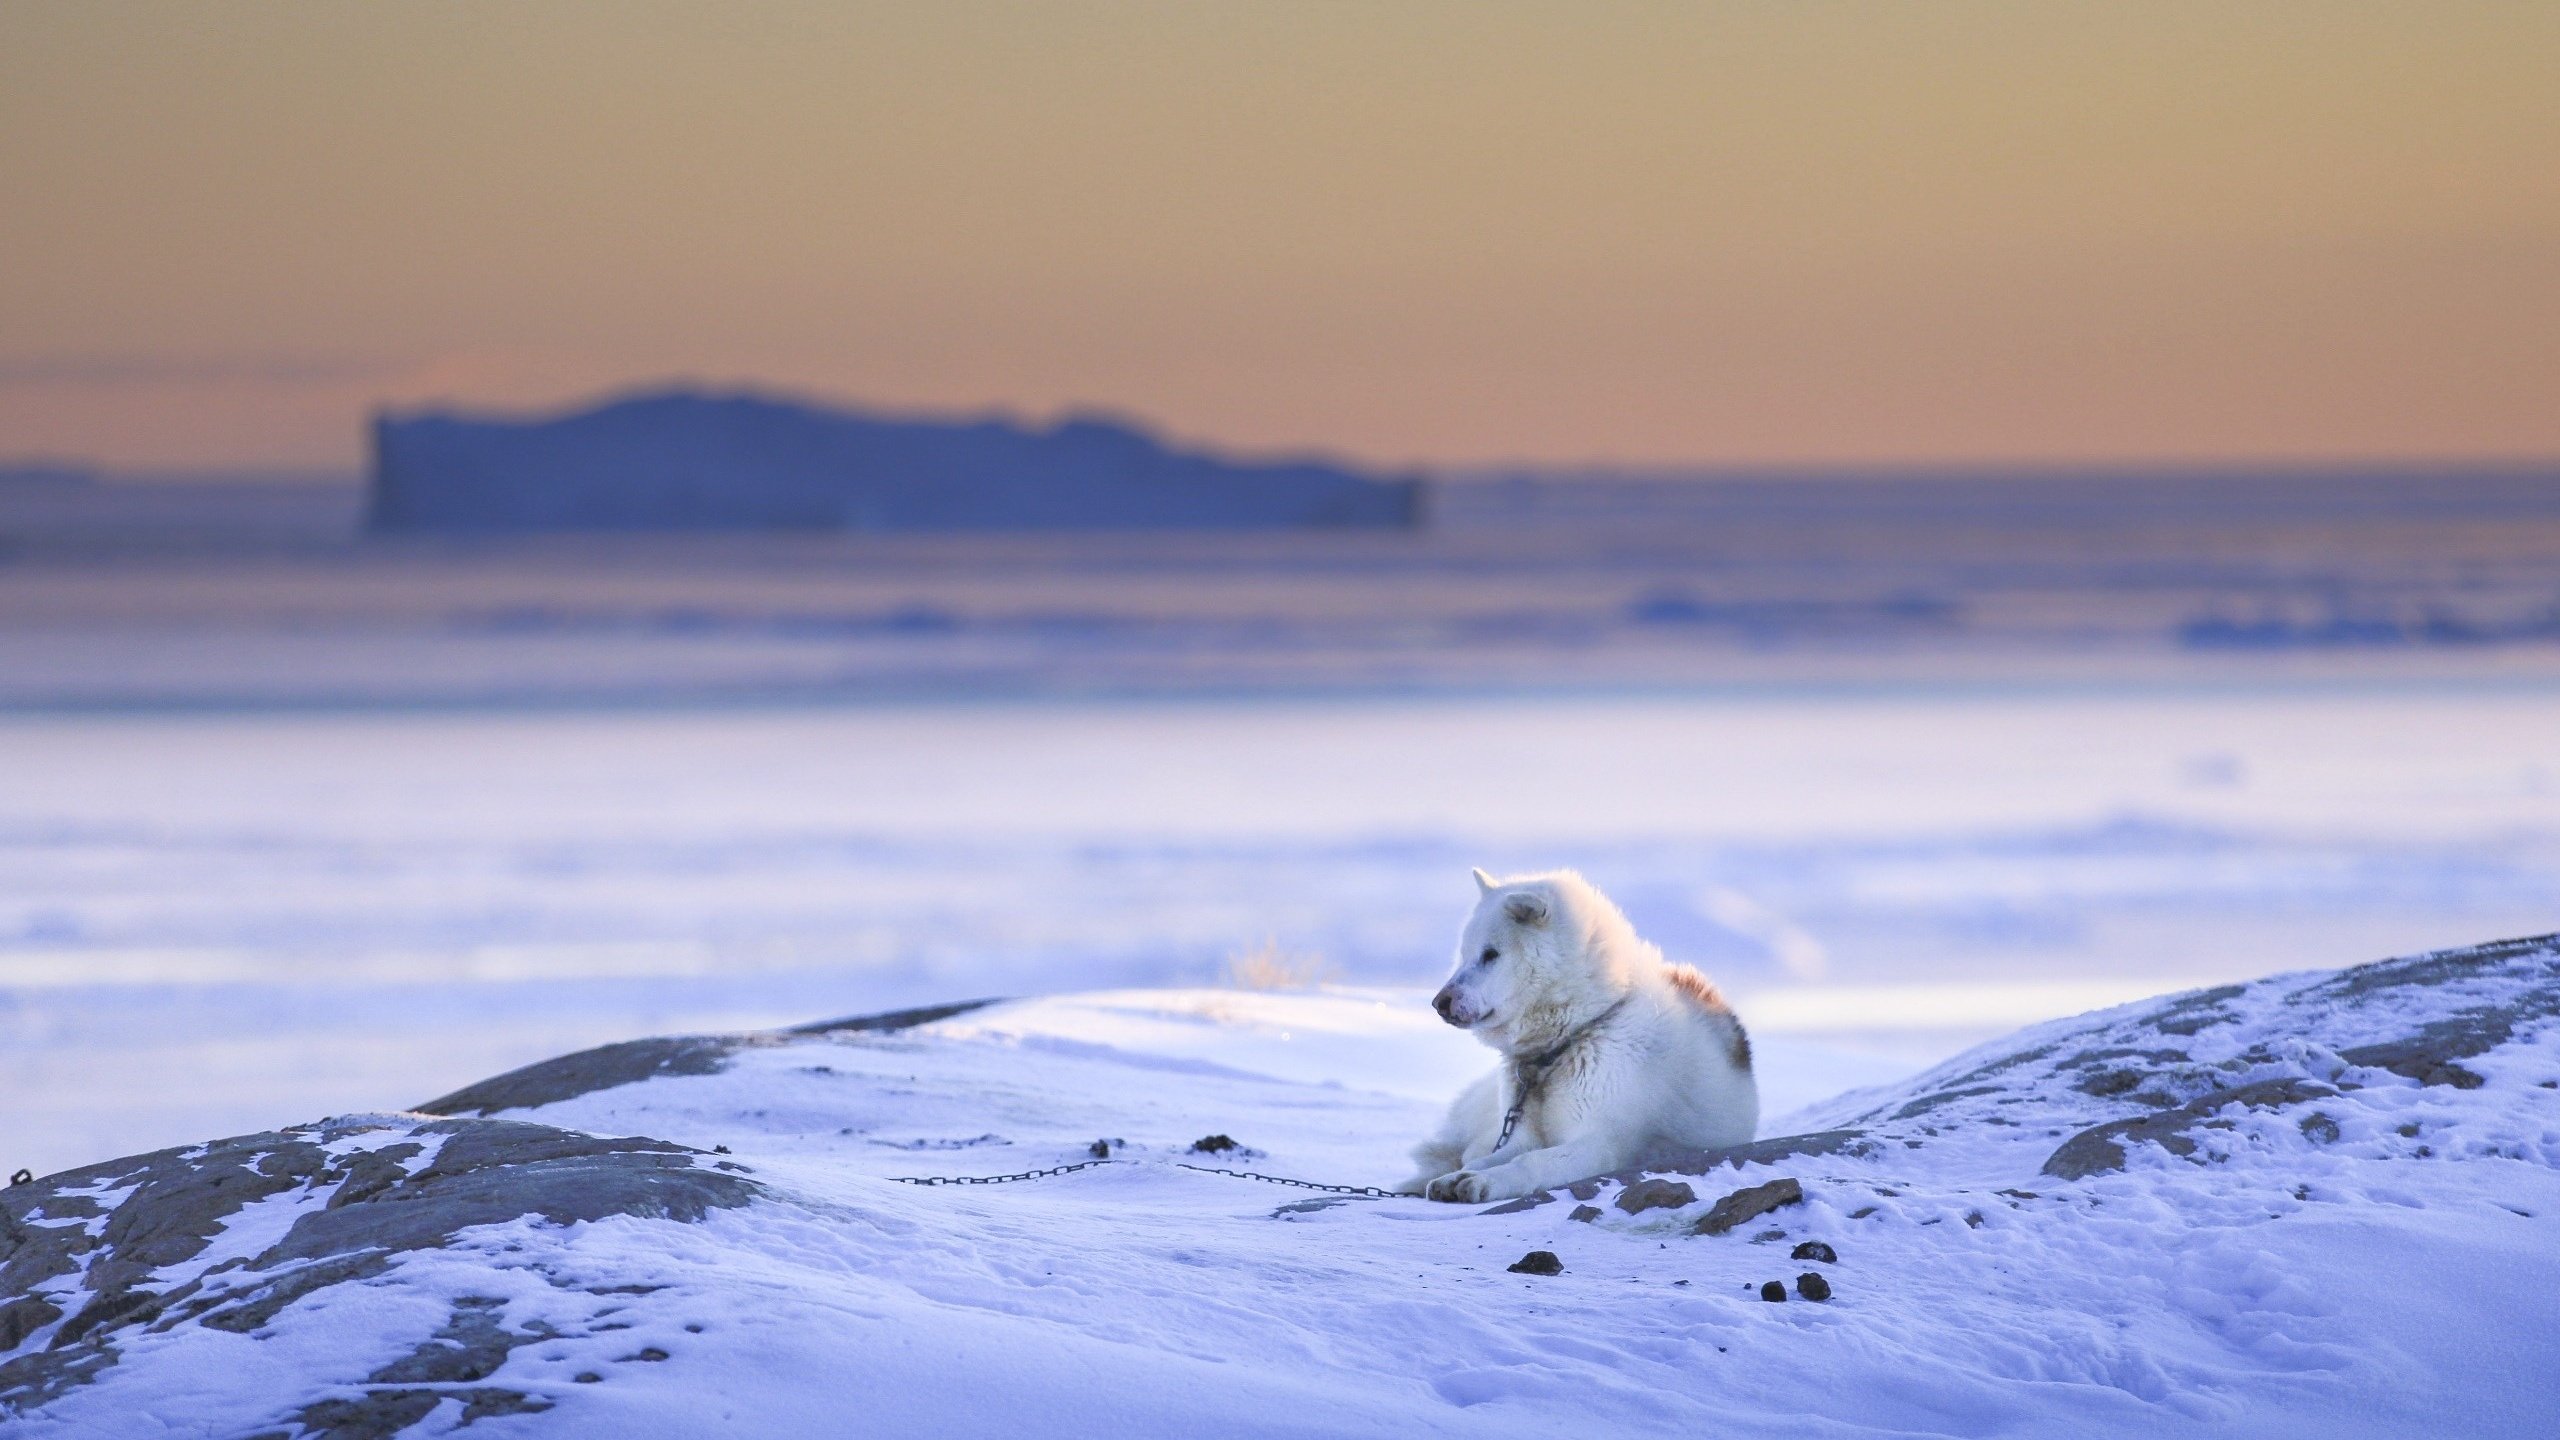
[1432,986,1474,1028]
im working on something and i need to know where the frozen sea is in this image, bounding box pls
[9,681,2560,1180]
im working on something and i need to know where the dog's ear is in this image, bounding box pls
[1502,890,1549,926]
[1471,867,1498,895]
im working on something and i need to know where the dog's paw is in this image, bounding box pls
[1424,1170,1491,1204]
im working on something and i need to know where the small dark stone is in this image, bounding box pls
[1847,1206,1878,1220]
[712,1145,730,1155]
[1750,1228,1788,1243]
[1615,1177,1698,1214]
[1089,1140,1112,1158]
[629,1347,670,1362]
[1758,1281,1786,1302]
[2396,1123,2421,1137]
[573,1372,601,1384]
[1796,1272,1832,1301]
[1189,1135,1239,1154]
[1569,1205,1603,1223]
[1963,1210,1985,1228]
[2299,1113,2341,1144]
[1507,1250,1563,1276]
[1789,1241,1837,1264]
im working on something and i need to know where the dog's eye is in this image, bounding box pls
[1478,947,1499,964]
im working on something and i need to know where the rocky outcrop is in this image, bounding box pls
[1484,932,2560,1214]
[417,997,997,1116]
[3,997,1009,1425]
[1,1116,756,1422]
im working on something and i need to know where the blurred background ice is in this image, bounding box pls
[7,470,2560,1176]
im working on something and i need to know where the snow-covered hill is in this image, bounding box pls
[6,939,2558,1437]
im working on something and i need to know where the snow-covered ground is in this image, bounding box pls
[7,939,2556,1436]
[9,685,2560,1181]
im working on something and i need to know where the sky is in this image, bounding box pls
[3,2,2556,472]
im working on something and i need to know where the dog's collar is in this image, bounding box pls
[1492,995,1631,1154]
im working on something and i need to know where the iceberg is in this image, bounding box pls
[366,389,1424,533]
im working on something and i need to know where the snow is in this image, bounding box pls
[12,942,2558,1437]
[10,687,2560,1181]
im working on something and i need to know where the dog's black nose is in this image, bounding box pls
[1432,989,1456,1020]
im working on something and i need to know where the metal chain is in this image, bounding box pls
[1171,1163,1397,1197]
[886,1156,1395,1198]
[887,1158,1117,1186]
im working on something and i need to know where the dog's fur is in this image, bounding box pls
[1401,868,1758,1203]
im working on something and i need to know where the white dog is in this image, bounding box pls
[1402,868,1759,1203]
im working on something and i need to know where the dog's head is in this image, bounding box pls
[1432,868,1628,1050]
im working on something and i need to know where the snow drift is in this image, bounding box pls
[5,936,2557,1436]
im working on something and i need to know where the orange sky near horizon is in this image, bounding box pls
[3,2,2556,472]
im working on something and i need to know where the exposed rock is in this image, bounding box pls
[2076,1069,2145,1097]
[2338,1008,2515,1088]
[784,998,1003,1037]
[2307,933,2555,997]
[1614,1178,1697,1215]
[1626,1131,1874,1178]
[1790,1241,1837,1263]
[1783,933,2560,1193]
[1797,1272,1833,1301]
[2042,1079,2337,1180]
[2150,985,2246,1036]
[264,1295,560,1438]
[1891,1086,2000,1120]
[0,1115,757,1418]
[419,998,999,1116]
[1759,1281,1786,1302]
[1569,1205,1603,1223]
[418,1036,755,1118]
[1507,1250,1563,1276]
[1694,1178,1806,1236]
